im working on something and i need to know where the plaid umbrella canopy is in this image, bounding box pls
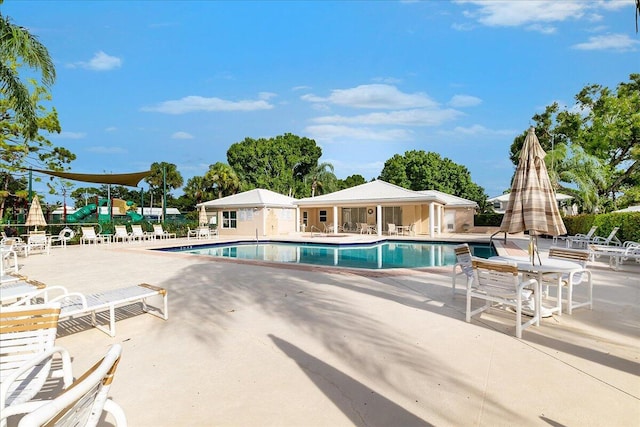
[198,204,208,226]
[499,127,567,263]
[25,195,47,231]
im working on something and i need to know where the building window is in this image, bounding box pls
[319,210,327,222]
[222,211,237,229]
[302,211,308,226]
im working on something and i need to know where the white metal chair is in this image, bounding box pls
[112,225,131,243]
[0,303,73,427]
[466,258,539,339]
[129,225,152,242]
[16,344,127,427]
[387,223,398,236]
[451,243,473,295]
[80,227,109,245]
[49,228,75,248]
[26,234,50,256]
[545,247,593,315]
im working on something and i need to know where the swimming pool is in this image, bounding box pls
[162,240,496,270]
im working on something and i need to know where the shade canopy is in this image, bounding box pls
[499,127,567,237]
[31,169,151,187]
[25,195,47,230]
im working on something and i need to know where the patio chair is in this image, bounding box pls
[14,344,126,427]
[591,226,621,246]
[566,226,598,248]
[589,241,640,270]
[466,258,539,339]
[113,225,131,243]
[80,227,109,245]
[11,283,169,337]
[544,247,592,315]
[26,234,50,256]
[130,224,152,242]
[152,224,176,239]
[187,227,198,240]
[49,227,75,248]
[387,223,398,236]
[451,243,473,295]
[0,303,74,426]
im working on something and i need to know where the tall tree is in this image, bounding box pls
[338,174,367,190]
[304,162,337,197]
[0,5,55,138]
[183,175,214,205]
[205,162,240,199]
[510,74,640,212]
[227,133,322,196]
[379,150,487,207]
[144,162,183,209]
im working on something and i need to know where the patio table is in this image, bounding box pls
[490,255,584,319]
[397,225,410,236]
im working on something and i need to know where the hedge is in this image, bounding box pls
[562,212,640,243]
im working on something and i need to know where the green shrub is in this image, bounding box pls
[475,213,503,227]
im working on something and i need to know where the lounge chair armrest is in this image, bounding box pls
[7,285,70,307]
[0,346,74,408]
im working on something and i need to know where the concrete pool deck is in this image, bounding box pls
[5,234,640,426]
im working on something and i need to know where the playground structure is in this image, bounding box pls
[66,198,144,223]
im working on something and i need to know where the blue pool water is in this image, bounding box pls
[161,241,496,270]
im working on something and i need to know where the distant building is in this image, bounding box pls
[488,193,575,216]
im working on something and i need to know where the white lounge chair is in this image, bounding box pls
[49,227,75,248]
[451,243,473,295]
[566,226,598,248]
[80,227,109,245]
[589,241,640,270]
[0,303,74,426]
[591,226,621,246]
[14,344,126,427]
[130,224,152,242]
[152,224,176,239]
[466,258,539,339]
[12,283,169,337]
[113,225,131,243]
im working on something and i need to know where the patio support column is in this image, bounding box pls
[333,205,338,234]
[429,203,435,236]
[296,206,301,233]
[437,205,442,235]
[376,205,382,236]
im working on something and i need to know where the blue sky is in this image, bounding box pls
[4,0,638,202]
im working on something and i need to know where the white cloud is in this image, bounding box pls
[259,92,277,100]
[301,84,438,109]
[312,108,462,127]
[171,131,194,139]
[86,146,127,154]
[69,51,122,71]
[52,131,86,139]
[456,0,585,29]
[292,85,311,91]
[305,124,413,142]
[142,95,274,114]
[572,34,639,52]
[371,76,403,84]
[438,124,516,137]
[448,94,482,108]
[104,126,117,132]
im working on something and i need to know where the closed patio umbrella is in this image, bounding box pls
[25,195,47,231]
[499,127,566,264]
[198,205,208,226]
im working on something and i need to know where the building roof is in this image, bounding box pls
[198,189,297,209]
[296,180,448,206]
[416,190,478,208]
[614,205,640,213]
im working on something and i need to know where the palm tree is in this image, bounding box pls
[205,162,240,199]
[0,7,56,138]
[306,162,337,197]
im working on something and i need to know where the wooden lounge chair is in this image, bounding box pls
[451,243,473,295]
[14,344,126,427]
[0,303,74,426]
[11,283,169,337]
[466,258,539,339]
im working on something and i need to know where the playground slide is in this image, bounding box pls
[127,210,144,222]
[66,203,97,223]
